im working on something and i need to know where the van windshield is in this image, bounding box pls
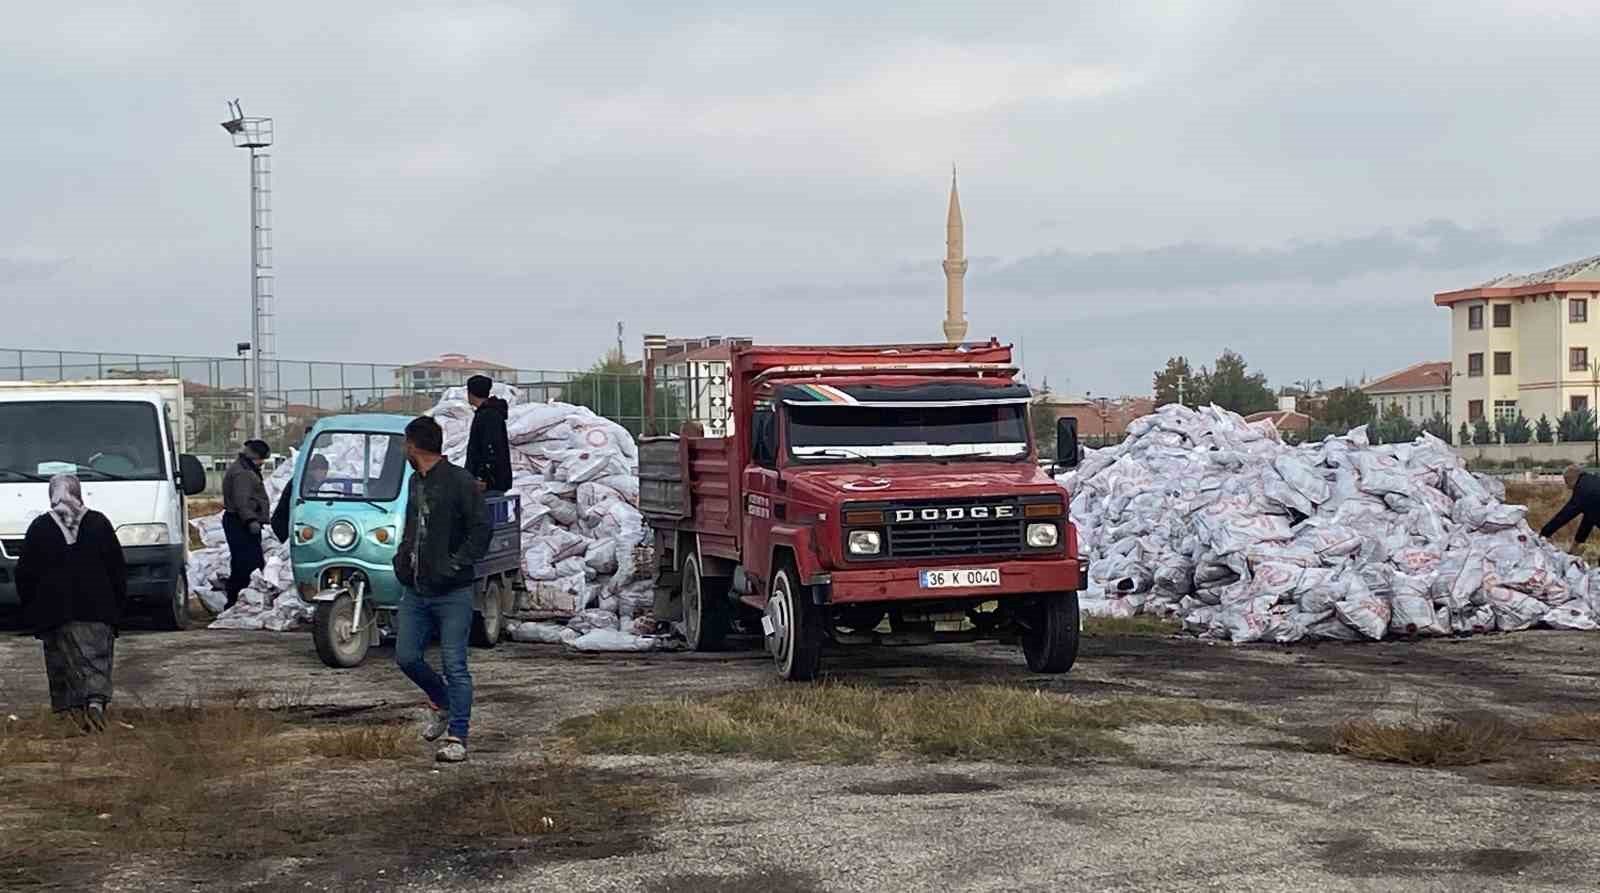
[0,401,166,481]
[302,432,408,501]
[786,402,1030,461]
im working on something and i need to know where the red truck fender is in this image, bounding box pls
[764,523,827,590]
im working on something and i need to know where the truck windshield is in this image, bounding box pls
[302,432,408,501]
[787,403,1029,461]
[0,401,166,481]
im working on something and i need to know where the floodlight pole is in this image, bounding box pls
[221,100,274,441]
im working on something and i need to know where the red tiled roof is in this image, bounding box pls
[1362,361,1450,394]
[1245,409,1313,432]
[403,353,513,371]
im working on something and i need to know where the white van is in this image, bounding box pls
[0,380,207,628]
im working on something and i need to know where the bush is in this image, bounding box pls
[1422,413,1451,444]
[1472,418,1494,445]
[1497,413,1533,445]
[1559,410,1598,443]
[1537,414,1555,444]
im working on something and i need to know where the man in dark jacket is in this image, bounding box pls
[271,454,329,544]
[221,440,272,608]
[393,416,490,764]
[1541,464,1600,545]
[464,375,512,495]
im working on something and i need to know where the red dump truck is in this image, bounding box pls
[639,340,1084,680]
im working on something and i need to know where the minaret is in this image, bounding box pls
[942,166,969,345]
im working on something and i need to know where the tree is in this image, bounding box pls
[1199,349,1276,415]
[1371,403,1418,445]
[1536,414,1555,444]
[1030,392,1058,455]
[1458,422,1471,447]
[562,353,684,437]
[1496,412,1533,445]
[1422,413,1452,444]
[1318,386,1376,434]
[1558,409,1597,443]
[1152,356,1195,407]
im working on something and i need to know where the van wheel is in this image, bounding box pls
[1022,593,1080,674]
[682,553,729,651]
[156,576,190,631]
[471,578,505,648]
[313,593,371,668]
[767,563,822,681]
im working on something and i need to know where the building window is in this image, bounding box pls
[1493,352,1512,375]
[1574,347,1590,372]
[1468,305,1484,330]
[1573,395,1589,414]
[1493,304,1511,327]
[1468,400,1484,421]
[1467,353,1484,377]
[1494,400,1518,422]
[1574,299,1589,323]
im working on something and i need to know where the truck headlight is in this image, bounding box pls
[847,530,882,556]
[327,520,359,550]
[1026,522,1060,549]
[116,523,169,546]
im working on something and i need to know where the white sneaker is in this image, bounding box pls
[85,703,108,733]
[421,706,448,742]
[435,737,468,763]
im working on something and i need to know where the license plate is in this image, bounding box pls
[919,568,1001,589]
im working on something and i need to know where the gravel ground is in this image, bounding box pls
[4,624,1600,891]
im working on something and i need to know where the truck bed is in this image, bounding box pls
[639,436,738,548]
[474,493,523,579]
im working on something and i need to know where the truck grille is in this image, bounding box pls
[886,517,1024,559]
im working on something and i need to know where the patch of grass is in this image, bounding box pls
[1332,715,1522,767]
[1526,711,1600,743]
[559,684,1243,765]
[0,701,678,887]
[1083,614,1180,637]
[1497,757,1600,787]
[306,723,411,760]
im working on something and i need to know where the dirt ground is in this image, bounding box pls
[4,624,1600,892]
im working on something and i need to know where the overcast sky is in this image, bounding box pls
[5,1,1599,395]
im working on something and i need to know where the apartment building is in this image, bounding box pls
[1435,255,1600,426]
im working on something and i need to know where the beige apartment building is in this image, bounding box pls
[1435,255,1600,427]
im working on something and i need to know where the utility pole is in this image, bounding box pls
[1590,360,1599,467]
[1177,374,1186,406]
[616,321,625,363]
[220,100,274,440]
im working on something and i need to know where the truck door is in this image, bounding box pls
[741,402,779,586]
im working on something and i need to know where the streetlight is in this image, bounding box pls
[1589,359,1600,467]
[220,99,274,440]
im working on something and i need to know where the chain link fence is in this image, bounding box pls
[1,348,728,457]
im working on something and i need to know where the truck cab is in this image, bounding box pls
[641,341,1082,680]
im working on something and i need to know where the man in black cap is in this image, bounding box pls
[221,439,272,608]
[464,375,511,496]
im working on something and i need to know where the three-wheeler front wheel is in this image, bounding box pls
[313,592,371,669]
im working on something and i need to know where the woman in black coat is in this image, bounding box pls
[14,474,126,732]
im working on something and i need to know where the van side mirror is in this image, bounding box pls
[1055,417,1080,470]
[178,453,207,496]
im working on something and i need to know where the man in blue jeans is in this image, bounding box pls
[393,416,490,763]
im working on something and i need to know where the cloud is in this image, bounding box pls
[984,218,1600,294]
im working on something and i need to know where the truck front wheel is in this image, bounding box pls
[767,564,822,681]
[682,554,729,651]
[1021,593,1080,674]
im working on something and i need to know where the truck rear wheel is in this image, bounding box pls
[1022,592,1080,674]
[682,554,729,651]
[768,564,822,681]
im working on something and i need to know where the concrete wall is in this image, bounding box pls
[1456,441,1598,464]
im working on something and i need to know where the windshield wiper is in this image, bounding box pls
[0,467,48,482]
[804,448,878,467]
[73,467,135,482]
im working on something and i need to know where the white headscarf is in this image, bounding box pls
[48,474,88,545]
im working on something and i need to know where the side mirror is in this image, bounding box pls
[178,453,208,496]
[1055,417,1080,470]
